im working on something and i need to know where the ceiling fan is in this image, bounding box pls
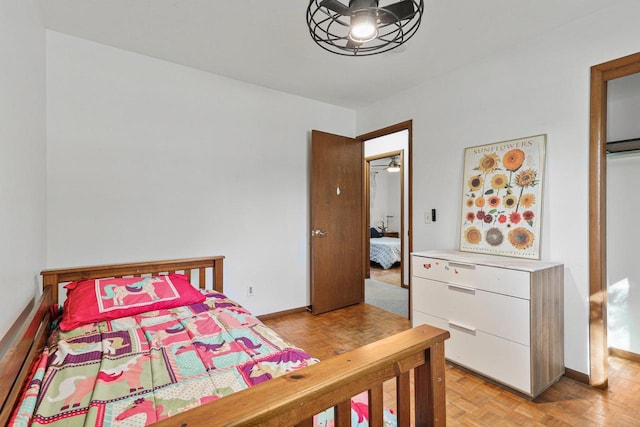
[307,0,424,56]
[371,156,401,172]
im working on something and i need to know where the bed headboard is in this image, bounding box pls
[41,256,225,304]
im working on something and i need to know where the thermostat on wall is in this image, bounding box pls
[425,209,436,223]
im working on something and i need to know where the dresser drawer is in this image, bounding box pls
[413,311,531,394]
[412,256,530,299]
[412,277,530,345]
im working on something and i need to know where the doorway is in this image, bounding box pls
[359,121,413,318]
[589,51,640,387]
[367,153,403,286]
[308,122,412,317]
[605,73,640,364]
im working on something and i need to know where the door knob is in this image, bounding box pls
[311,229,328,237]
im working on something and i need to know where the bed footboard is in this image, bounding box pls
[154,323,450,427]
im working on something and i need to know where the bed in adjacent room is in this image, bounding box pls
[0,256,449,426]
[370,231,402,269]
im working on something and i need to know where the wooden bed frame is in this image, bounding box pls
[0,256,449,427]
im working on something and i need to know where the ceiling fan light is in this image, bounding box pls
[349,11,378,42]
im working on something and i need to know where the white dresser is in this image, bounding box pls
[411,250,564,398]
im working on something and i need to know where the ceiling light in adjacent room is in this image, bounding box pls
[387,158,401,172]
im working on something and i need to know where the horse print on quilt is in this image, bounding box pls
[12,291,320,426]
[12,290,398,426]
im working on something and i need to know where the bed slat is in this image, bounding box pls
[213,257,223,292]
[335,399,351,425]
[199,268,206,290]
[396,371,411,426]
[368,383,384,427]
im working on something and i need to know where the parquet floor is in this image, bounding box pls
[263,303,640,426]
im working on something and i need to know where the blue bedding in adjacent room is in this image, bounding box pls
[370,237,401,269]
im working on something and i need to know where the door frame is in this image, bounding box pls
[365,150,405,287]
[589,51,640,388]
[358,120,413,315]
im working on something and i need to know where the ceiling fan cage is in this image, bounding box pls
[307,0,424,56]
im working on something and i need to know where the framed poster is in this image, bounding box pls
[459,134,546,259]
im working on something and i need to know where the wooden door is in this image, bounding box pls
[310,130,364,314]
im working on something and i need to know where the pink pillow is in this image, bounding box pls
[59,274,205,331]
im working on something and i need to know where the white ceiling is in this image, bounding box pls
[38,0,618,109]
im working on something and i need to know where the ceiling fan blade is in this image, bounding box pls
[320,0,350,15]
[379,0,416,24]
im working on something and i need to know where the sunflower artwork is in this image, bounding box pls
[459,135,546,259]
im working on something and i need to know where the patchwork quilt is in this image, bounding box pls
[11,291,396,426]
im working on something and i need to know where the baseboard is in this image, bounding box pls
[610,347,640,363]
[563,367,590,385]
[257,306,308,321]
[561,349,640,388]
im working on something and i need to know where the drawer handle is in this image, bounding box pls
[448,284,476,294]
[449,321,477,335]
[448,262,475,270]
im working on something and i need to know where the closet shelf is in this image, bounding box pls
[607,137,640,154]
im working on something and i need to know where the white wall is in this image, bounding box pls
[385,173,401,231]
[356,0,640,375]
[46,31,354,315]
[607,153,640,354]
[0,1,47,339]
[369,167,390,229]
[369,161,401,232]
